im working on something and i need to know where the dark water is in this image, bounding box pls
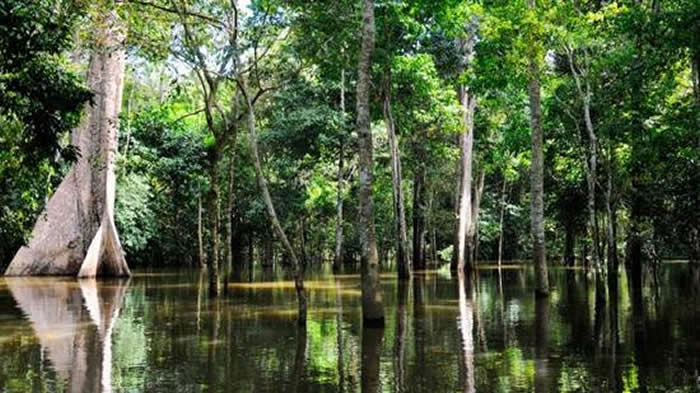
[1,264,699,393]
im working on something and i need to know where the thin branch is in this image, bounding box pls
[129,0,224,27]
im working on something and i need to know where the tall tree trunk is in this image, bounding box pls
[6,6,130,277]
[224,151,236,276]
[208,149,220,297]
[470,171,485,264]
[383,71,411,279]
[198,190,206,268]
[334,70,347,274]
[497,179,507,268]
[452,24,477,275]
[528,0,549,296]
[605,153,618,274]
[357,0,384,326]
[412,158,426,270]
[239,79,307,325]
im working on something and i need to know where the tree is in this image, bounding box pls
[526,0,548,296]
[357,0,384,327]
[5,2,131,277]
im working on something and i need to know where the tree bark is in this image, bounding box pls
[239,78,307,325]
[224,150,236,276]
[452,23,477,276]
[528,0,549,296]
[497,179,507,268]
[412,158,426,270]
[605,153,618,273]
[5,7,130,277]
[470,171,485,264]
[357,0,384,327]
[334,69,346,274]
[383,70,411,279]
[198,190,206,268]
[208,148,220,297]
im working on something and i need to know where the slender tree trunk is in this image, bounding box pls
[497,179,507,268]
[6,6,130,277]
[412,158,426,270]
[208,149,220,297]
[224,152,236,276]
[470,172,485,264]
[528,0,549,296]
[198,190,206,268]
[605,153,618,274]
[334,70,346,273]
[383,71,411,279]
[357,0,384,326]
[240,79,307,325]
[452,24,477,275]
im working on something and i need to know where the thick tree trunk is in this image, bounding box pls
[452,26,477,275]
[412,159,426,270]
[528,0,549,296]
[357,0,384,326]
[5,8,130,277]
[334,69,347,273]
[383,71,411,279]
[240,79,307,325]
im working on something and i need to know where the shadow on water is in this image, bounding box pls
[0,263,700,392]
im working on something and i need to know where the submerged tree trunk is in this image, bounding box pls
[383,71,410,279]
[6,7,130,277]
[412,158,426,270]
[357,0,384,327]
[334,69,347,273]
[240,79,307,325]
[528,0,549,296]
[452,23,477,275]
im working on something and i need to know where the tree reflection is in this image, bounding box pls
[457,273,475,393]
[361,326,383,393]
[5,278,129,393]
[534,294,550,393]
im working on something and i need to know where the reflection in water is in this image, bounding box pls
[361,327,383,393]
[534,294,549,393]
[0,265,699,392]
[457,274,475,393]
[3,278,128,393]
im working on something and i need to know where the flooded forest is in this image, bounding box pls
[1,0,699,392]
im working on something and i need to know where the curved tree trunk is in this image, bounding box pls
[239,79,307,325]
[5,7,130,277]
[356,0,384,327]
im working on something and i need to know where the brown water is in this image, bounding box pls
[0,265,699,393]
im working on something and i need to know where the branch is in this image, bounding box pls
[128,0,224,27]
[170,108,205,124]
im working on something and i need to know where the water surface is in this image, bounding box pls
[1,265,699,392]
